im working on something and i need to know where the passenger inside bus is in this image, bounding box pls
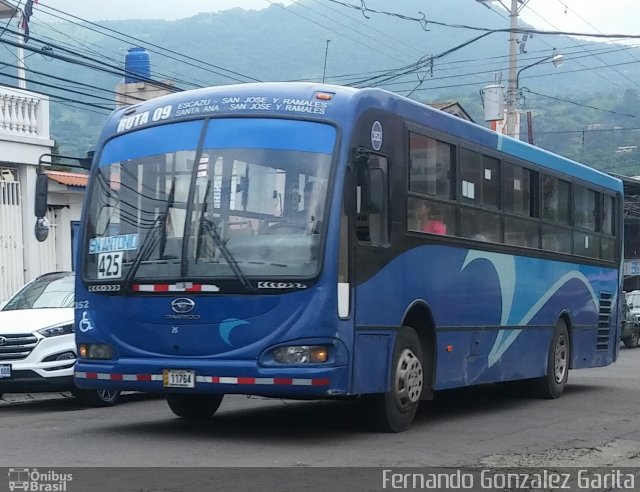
[414,201,447,235]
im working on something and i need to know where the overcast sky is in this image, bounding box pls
[39,0,640,38]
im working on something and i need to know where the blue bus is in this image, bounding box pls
[70,83,623,432]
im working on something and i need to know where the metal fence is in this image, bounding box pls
[0,176,24,302]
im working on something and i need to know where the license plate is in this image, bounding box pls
[163,369,195,388]
[0,364,11,379]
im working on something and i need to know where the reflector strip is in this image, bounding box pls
[75,372,330,386]
[75,372,162,382]
[132,283,220,292]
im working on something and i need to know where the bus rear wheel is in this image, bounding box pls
[367,327,424,432]
[167,394,224,419]
[535,320,570,399]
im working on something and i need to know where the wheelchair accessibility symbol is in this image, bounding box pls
[79,311,94,333]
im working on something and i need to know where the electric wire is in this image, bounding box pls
[34,1,261,83]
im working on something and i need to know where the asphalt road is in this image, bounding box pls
[1,347,639,469]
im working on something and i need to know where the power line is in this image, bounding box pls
[289,0,418,64]
[313,0,425,58]
[522,4,634,91]
[33,0,262,83]
[0,79,113,110]
[0,27,180,92]
[263,0,416,66]
[28,19,207,90]
[322,0,640,41]
[523,89,640,118]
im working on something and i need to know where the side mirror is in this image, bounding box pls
[34,216,50,242]
[34,171,48,218]
[79,150,94,170]
[364,167,385,214]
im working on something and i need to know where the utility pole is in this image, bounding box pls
[504,0,519,139]
[17,10,26,89]
[322,39,330,83]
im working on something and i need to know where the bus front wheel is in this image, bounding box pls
[167,394,224,419]
[367,327,424,432]
[535,320,570,399]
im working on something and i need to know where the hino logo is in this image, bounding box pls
[0,336,6,346]
[171,298,195,314]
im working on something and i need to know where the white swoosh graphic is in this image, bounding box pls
[462,251,516,326]
[487,270,599,366]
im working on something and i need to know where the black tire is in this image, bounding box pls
[167,394,224,419]
[535,320,570,399]
[366,327,424,432]
[622,329,640,349]
[72,388,122,407]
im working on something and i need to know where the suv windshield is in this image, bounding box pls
[2,273,74,310]
[83,118,335,288]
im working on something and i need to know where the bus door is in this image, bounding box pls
[350,149,391,394]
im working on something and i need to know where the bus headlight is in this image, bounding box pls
[78,343,114,360]
[272,345,328,364]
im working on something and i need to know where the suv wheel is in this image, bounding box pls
[72,388,121,407]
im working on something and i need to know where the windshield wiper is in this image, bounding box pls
[121,178,176,292]
[158,177,176,259]
[199,218,255,292]
[195,179,254,292]
[121,215,163,292]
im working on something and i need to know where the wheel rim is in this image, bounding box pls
[97,389,118,402]
[394,348,423,409]
[633,331,639,346]
[554,334,568,384]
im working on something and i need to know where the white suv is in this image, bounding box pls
[0,272,120,406]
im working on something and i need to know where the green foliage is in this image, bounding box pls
[3,0,639,175]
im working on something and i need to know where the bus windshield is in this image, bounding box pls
[83,118,336,287]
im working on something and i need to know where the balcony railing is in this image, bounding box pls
[0,86,50,140]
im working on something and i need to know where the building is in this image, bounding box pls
[0,1,85,302]
[615,174,640,292]
[428,101,475,122]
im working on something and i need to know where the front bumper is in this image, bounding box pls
[0,334,77,393]
[0,372,74,392]
[75,358,349,397]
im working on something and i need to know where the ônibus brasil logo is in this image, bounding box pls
[7,468,73,491]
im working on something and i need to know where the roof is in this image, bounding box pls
[0,1,17,19]
[611,173,640,219]
[428,101,475,123]
[46,170,88,188]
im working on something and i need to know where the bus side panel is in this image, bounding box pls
[353,245,618,391]
[352,331,392,394]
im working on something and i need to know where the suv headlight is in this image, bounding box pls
[38,323,74,337]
